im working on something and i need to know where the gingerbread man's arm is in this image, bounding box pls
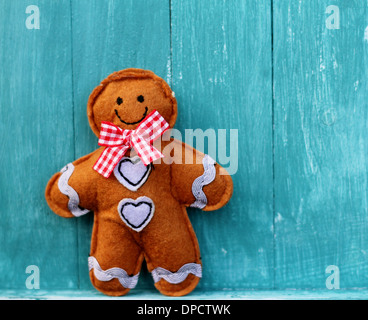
[169,140,233,211]
[45,149,101,218]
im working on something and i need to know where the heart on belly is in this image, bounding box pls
[113,156,152,191]
[117,196,155,232]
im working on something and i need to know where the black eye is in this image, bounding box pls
[116,97,123,105]
[137,95,144,103]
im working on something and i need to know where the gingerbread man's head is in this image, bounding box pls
[87,68,177,136]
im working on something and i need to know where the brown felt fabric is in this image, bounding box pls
[45,69,233,297]
[169,140,233,210]
[90,213,145,296]
[87,68,177,136]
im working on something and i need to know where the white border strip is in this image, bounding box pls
[57,163,90,217]
[190,155,216,209]
[151,263,202,284]
[88,256,139,289]
[117,196,155,232]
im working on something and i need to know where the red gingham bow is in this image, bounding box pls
[93,110,169,178]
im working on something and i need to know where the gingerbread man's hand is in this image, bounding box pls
[45,150,99,218]
[169,140,233,211]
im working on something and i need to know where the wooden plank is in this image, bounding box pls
[71,0,171,289]
[2,288,368,300]
[172,0,273,288]
[0,0,77,289]
[274,0,368,288]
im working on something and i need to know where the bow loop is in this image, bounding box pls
[133,110,170,143]
[93,110,169,178]
[130,134,164,166]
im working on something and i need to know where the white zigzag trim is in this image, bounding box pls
[151,263,202,284]
[88,256,139,289]
[58,163,90,217]
[190,155,216,209]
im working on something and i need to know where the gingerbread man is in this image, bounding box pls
[45,68,233,296]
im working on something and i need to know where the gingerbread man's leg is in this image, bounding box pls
[140,201,202,297]
[88,212,144,296]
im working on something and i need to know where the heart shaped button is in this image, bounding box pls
[113,156,151,191]
[118,196,155,232]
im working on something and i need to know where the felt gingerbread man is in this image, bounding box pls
[45,68,233,297]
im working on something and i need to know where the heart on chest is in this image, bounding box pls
[113,156,152,191]
[118,196,155,232]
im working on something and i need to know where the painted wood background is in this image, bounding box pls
[0,0,367,297]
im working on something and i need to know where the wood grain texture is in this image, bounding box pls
[2,0,368,296]
[273,0,368,288]
[0,0,78,289]
[3,288,368,300]
[172,0,274,289]
[70,0,171,290]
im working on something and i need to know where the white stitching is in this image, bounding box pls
[113,156,152,191]
[88,256,139,289]
[117,196,155,232]
[151,263,202,284]
[190,155,216,209]
[57,163,90,217]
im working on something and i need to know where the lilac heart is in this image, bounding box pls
[118,196,155,232]
[113,156,151,191]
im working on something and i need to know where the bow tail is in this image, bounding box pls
[93,146,129,178]
[132,136,164,166]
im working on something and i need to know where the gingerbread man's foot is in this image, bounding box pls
[88,256,141,296]
[154,274,201,297]
[151,263,202,297]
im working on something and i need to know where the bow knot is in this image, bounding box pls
[93,110,169,178]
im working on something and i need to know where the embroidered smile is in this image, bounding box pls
[114,107,148,125]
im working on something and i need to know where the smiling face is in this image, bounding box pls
[87,69,177,136]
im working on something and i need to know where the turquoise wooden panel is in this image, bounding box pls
[70,0,171,290]
[171,0,274,289]
[0,0,78,289]
[4,288,368,300]
[2,0,368,297]
[274,0,368,288]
